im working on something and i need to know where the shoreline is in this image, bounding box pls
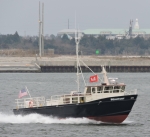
[0,56,150,72]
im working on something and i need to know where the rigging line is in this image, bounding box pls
[25,86,32,98]
[79,59,102,83]
[78,60,86,86]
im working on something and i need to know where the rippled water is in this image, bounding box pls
[0,73,149,137]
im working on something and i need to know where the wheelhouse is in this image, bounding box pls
[84,84,126,94]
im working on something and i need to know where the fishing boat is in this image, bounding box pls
[13,30,138,124]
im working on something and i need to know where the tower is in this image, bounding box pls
[134,18,139,29]
[39,2,44,57]
[129,20,133,37]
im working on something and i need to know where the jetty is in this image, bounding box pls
[0,56,150,72]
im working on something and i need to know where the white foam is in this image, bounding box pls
[0,112,100,124]
[122,119,134,124]
[0,112,133,125]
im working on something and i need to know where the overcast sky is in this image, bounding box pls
[0,0,150,36]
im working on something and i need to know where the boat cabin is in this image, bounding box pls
[84,84,126,94]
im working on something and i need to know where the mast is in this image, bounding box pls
[39,1,41,57]
[75,29,80,92]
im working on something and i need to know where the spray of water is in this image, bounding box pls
[0,112,133,124]
[0,112,99,124]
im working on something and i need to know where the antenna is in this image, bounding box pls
[75,11,76,38]
[42,3,44,56]
[39,2,44,57]
[39,1,41,57]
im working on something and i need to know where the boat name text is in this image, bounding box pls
[111,98,124,101]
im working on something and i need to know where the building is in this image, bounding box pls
[57,29,83,39]
[83,19,150,39]
[57,19,150,40]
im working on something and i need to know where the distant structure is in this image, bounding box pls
[39,2,44,57]
[57,19,150,40]
[82,19,150,39]
[134,19,140,29]
[125,19,138,39]
[128,20,133,37]
[57,29,83,39]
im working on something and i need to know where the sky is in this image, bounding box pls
[0,0,150,36]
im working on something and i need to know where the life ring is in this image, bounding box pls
[29,100,33,108]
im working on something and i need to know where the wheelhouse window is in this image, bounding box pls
[72,97,78,104]
[113,86,120,93]
[104,86,110,93]
[103,86,113,93]
[104,86,108,90]
[97,86,103,93]
[86,87,91,94]
[121,86,125,92]
[92,87,95,94]
[63,98,70,104]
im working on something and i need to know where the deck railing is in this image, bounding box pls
[46,93,91,105]
[15,96,45,109]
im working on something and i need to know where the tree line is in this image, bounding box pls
[0,32,150,55]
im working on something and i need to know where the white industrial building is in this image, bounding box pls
[57,19,150,39]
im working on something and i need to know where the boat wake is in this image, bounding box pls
[0,112,133,125]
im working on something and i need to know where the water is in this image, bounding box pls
[0,73,149,137]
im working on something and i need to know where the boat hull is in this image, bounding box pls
[13,94,137,123]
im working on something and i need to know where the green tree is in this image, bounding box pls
[13,31,20,43]
[61,34,70,43]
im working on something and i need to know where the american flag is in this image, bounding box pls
[18,88,28,98]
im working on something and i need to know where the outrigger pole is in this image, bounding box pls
[25,86,32,98]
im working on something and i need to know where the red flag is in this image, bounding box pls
[89,75,98,82]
